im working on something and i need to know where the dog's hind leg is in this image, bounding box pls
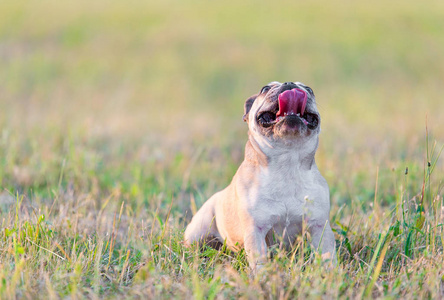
[184,196,222,248]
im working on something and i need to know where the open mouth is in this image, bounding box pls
[257,88,319,129]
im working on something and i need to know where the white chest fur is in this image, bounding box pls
[246,149,328,236]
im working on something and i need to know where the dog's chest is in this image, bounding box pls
[255,163,317,227]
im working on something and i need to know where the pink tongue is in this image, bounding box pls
[276,88,307,117]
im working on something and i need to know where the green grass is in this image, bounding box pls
[1,0,444,298]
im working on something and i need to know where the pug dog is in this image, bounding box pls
[184,81,336,271]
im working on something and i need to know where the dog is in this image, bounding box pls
[184,81,336,271]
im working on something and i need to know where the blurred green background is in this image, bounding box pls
[1,0,443,211]
[1,1,444,297]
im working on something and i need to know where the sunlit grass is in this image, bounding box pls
[0,0,443,298]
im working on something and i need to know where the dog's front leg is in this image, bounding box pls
[243,225,270,274]
[309,221,336,264]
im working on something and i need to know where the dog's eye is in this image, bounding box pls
[305,86,314,96]
[260,86,271,94]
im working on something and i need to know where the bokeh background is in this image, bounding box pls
[1,0,444,297]
[1,0,443,209]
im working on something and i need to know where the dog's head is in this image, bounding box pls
[244,81,321,151]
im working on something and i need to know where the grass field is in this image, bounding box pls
[1,0,444,298]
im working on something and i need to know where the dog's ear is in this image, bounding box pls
[243,94,257,122]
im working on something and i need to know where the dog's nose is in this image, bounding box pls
[283,82,294,86]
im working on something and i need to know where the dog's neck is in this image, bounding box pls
[245,134,269,167]
[246,132,317,171]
